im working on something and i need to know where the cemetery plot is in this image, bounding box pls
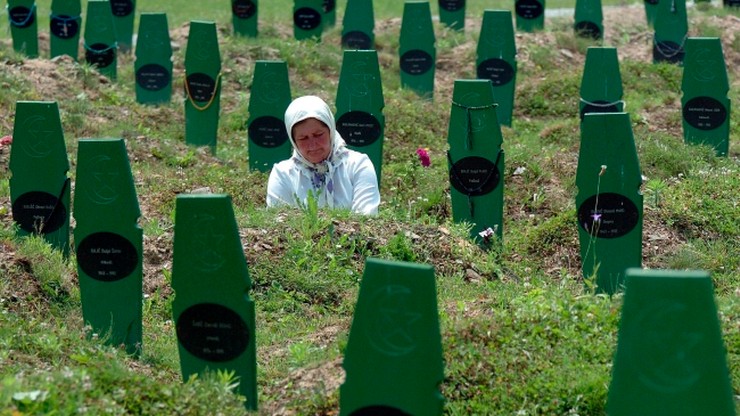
[476,10,517,127]
[342,0,375,50]
[399,1,436,99]
[515,0,545,32]
[438,0,466,32]
[74,138,143,356]
[9,101,71,256]
[247,60,292,172]
[184,21,222,152]
[574,0,603,40]
[110,0,136,52]
[172,194,258,410]
[293,0,324,40]
[339,258,444,416]
[50,0,82,60]
[135,13,173,105]
[232,0,258,37]
[652,0,688,64]
[8,0,39,58]
[608,268,736,415]
[84,0,118,80]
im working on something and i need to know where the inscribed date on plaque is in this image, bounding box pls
[683,97,727,130]
[9,6,35,28]
[449,156,500,196]
[232,0,257,19]
[110,0,134,17]
[50,15,80,39]
[186,73,217,102]
[342,31,372,50]
[477,58,515,86]
[136,64,170,91]
[400,50,434,75]
[336,111,381,147]
[176,303,250,362]
[77,232,138,282]
[515,0,544,19]
[85,43,116,69]
[12,191,66,234]
[578,192,639,238]
[248,116,289,148]
[294,7,321,30]
[439,0,466,12]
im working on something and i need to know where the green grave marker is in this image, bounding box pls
[681,37,730,157]
[438,0,466,32]
[231,0,258,37]
[323,0,336,28]
[184,20,222,152]
[7,0,39,58]
[247,60,292,172]
[653,0,687,64]
[476,10,517,127]
[172,194,258,410]
[50,0,82,61]
[644,0,657,27]
[574,0,603,40]
[74,139,142,356]
[447,80,504,244]
[399,1,436,100]
[576,113,642,295]
[293,0,323,41]
[515,0,545,32]
[9,101,70,256]
[726,0,740,7]
[342,0,375,50]
[336,49,385,184]
[339,258,444,416]
[110,0,135,53]
[84,0,118,80]
[607,268,736,416]
[579,47,624,121]
[135,12,173,105]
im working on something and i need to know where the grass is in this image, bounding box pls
[1,0,739,415]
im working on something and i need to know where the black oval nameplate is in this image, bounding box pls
[248,116,289,148]
[449,156,501,196]
[477,58,515,86]
[350,406,411,416]
[578,192,639,239]
[515,0,544,19]
[336,111,381,147]
[683,96,727,131]
[136,64,171,91]
[575,21,601,40]
[580,100,620,121]
[400,50,434,75]
[176,303,250,362]
[645,0,659,5]
[12,191,66,234]
[77,232,138,282]
[186,73,216,102]
[110,0,134,17]
[439,0,466,11]
[50,15,80,39]
[232,0,257,19]
[85,43,116,69]
[9,6,35,28]
[294,7,322,30]
[342,31,372,50]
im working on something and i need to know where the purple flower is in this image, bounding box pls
[416,148,431,167]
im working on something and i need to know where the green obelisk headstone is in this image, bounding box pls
[447,80,505,243]
[9,101,70,256]
[515,0,545,32]
[339,258,444,416]
[576,113,643,295]
[342,0,374,50]
[84,0,118,80]
[653,0,687,64]
[579,47,624,121]
[438,0,465,32]
[476,10,517,127]
[681,37,730,157]
[50,0,82,60]
[323,0,336,28]
[184,20,221,152]
[644,0,657,27]
[74,139,142,356]
[172,194,258,410]
[336,49,385,183]
[607,268,736,416]
[135,12,173,105]
[293,0,323,41]
[7,0,39,58]
[247,60,292,172]
[574,0,603,40]
[110,0,135,53]
[399,1,436,100]
[231,0,258,37]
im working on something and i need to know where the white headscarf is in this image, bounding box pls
[284,96,349,207]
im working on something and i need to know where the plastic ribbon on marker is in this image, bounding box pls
[7,2,37,27]
[451,101,498,150]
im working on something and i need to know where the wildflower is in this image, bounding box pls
[478,227,496,239]
[0,135,12,147]
[416,147,431,167]
[591,213,602,222]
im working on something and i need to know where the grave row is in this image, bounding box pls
[4,113,736,411]
[5,1,731,161]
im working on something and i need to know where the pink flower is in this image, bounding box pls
[416,147,431,167]
[0,135,12,147]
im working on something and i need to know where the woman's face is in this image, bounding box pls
[293,118,331,164]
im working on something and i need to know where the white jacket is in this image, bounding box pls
[267,149,380,215]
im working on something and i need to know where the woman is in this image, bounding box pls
[266,95,380,215]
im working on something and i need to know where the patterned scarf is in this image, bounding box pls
[285,96,350,208]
